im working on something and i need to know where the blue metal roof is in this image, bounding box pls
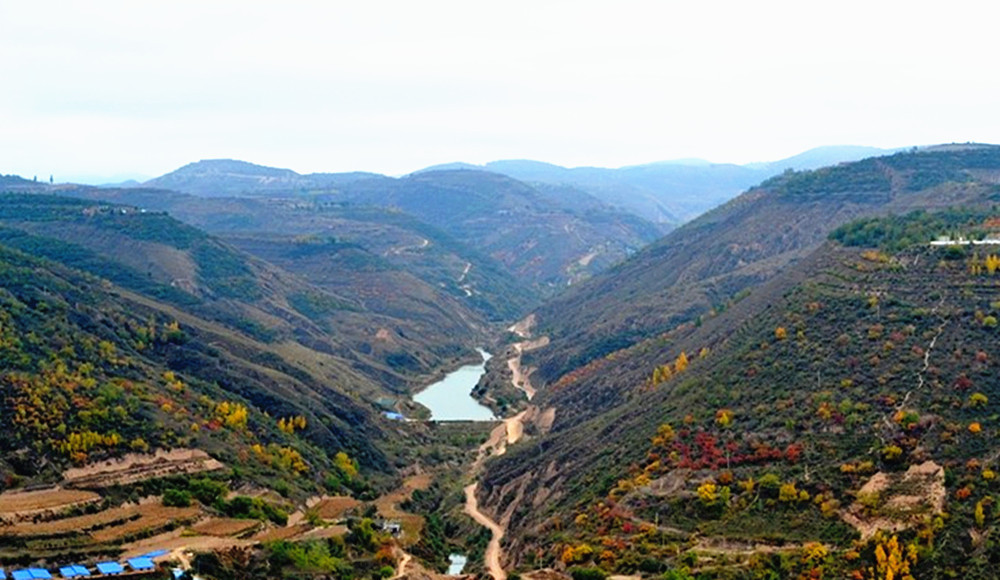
[126,558,154,571]
[95,562,123,575]
[29,570,52,580]
[0,568,6,579]
[58,567,89,578]
[11,571,31,580]
[71,568,89,578]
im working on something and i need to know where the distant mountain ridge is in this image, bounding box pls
[415,145,901,223]
[142,146,900,224]
[144,159,387,197]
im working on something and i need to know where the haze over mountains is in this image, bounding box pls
[135,145,896,226]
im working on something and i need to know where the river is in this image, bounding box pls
[413,349,496,421]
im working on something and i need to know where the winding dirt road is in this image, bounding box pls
[462,313,549,580]
[463,410,528,580]
[507,337,548,401]
[463,483,506,580]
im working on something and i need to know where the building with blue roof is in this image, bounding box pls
[58,566,89,578]
[94,562,123,576]
[126,558,154,572]
[10,571,51,580]
[0,568,7,579]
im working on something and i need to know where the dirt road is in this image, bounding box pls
[463,409,529,580]
[463,483,506,580]
[507,337,548,401]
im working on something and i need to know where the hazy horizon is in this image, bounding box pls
[3,1,998,182]
[37,143,907,185]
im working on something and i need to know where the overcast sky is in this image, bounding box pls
[2,1,998,182]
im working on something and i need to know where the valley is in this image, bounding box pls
[4,144,1000,579]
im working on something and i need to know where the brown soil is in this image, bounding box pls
[507,314,536,339]
[2,505,134,536]
[62,448,224,489]
[120,528,252,559]
[842,460,946,539]
[298,524,349,540]
[522,570,571,580]
[90,504,202,542]
[0,488,100,523]
[250,523,311,542]
[190,517,261,537]
[313,496,361,521]
[508,336,549,401]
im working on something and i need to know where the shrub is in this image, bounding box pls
[569,567,608,580]
[162,488,192,507]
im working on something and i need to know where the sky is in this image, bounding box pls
[2,1,1000,183]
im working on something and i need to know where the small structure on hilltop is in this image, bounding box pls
[378,519,402,536]
[930,235,1000,246]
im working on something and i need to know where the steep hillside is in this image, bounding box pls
[0,235,387,487]
[0,193,487,395]
[481,206,1000,577]
[56,186,537,323]
[524,145,1000,391]
[333,169,665,291]
[141,162,667,293]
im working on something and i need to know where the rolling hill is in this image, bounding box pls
[139,162,668,294]
[0,193,494,395]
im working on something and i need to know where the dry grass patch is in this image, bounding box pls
[63,449,224,489]
[251,523,311,542]
[313,496,361,521]
[190,517,261,537]
[90,504,201,543]
[3,506,136,537]
[0,488,100,523]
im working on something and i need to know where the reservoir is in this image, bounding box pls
[414,349,496,421]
